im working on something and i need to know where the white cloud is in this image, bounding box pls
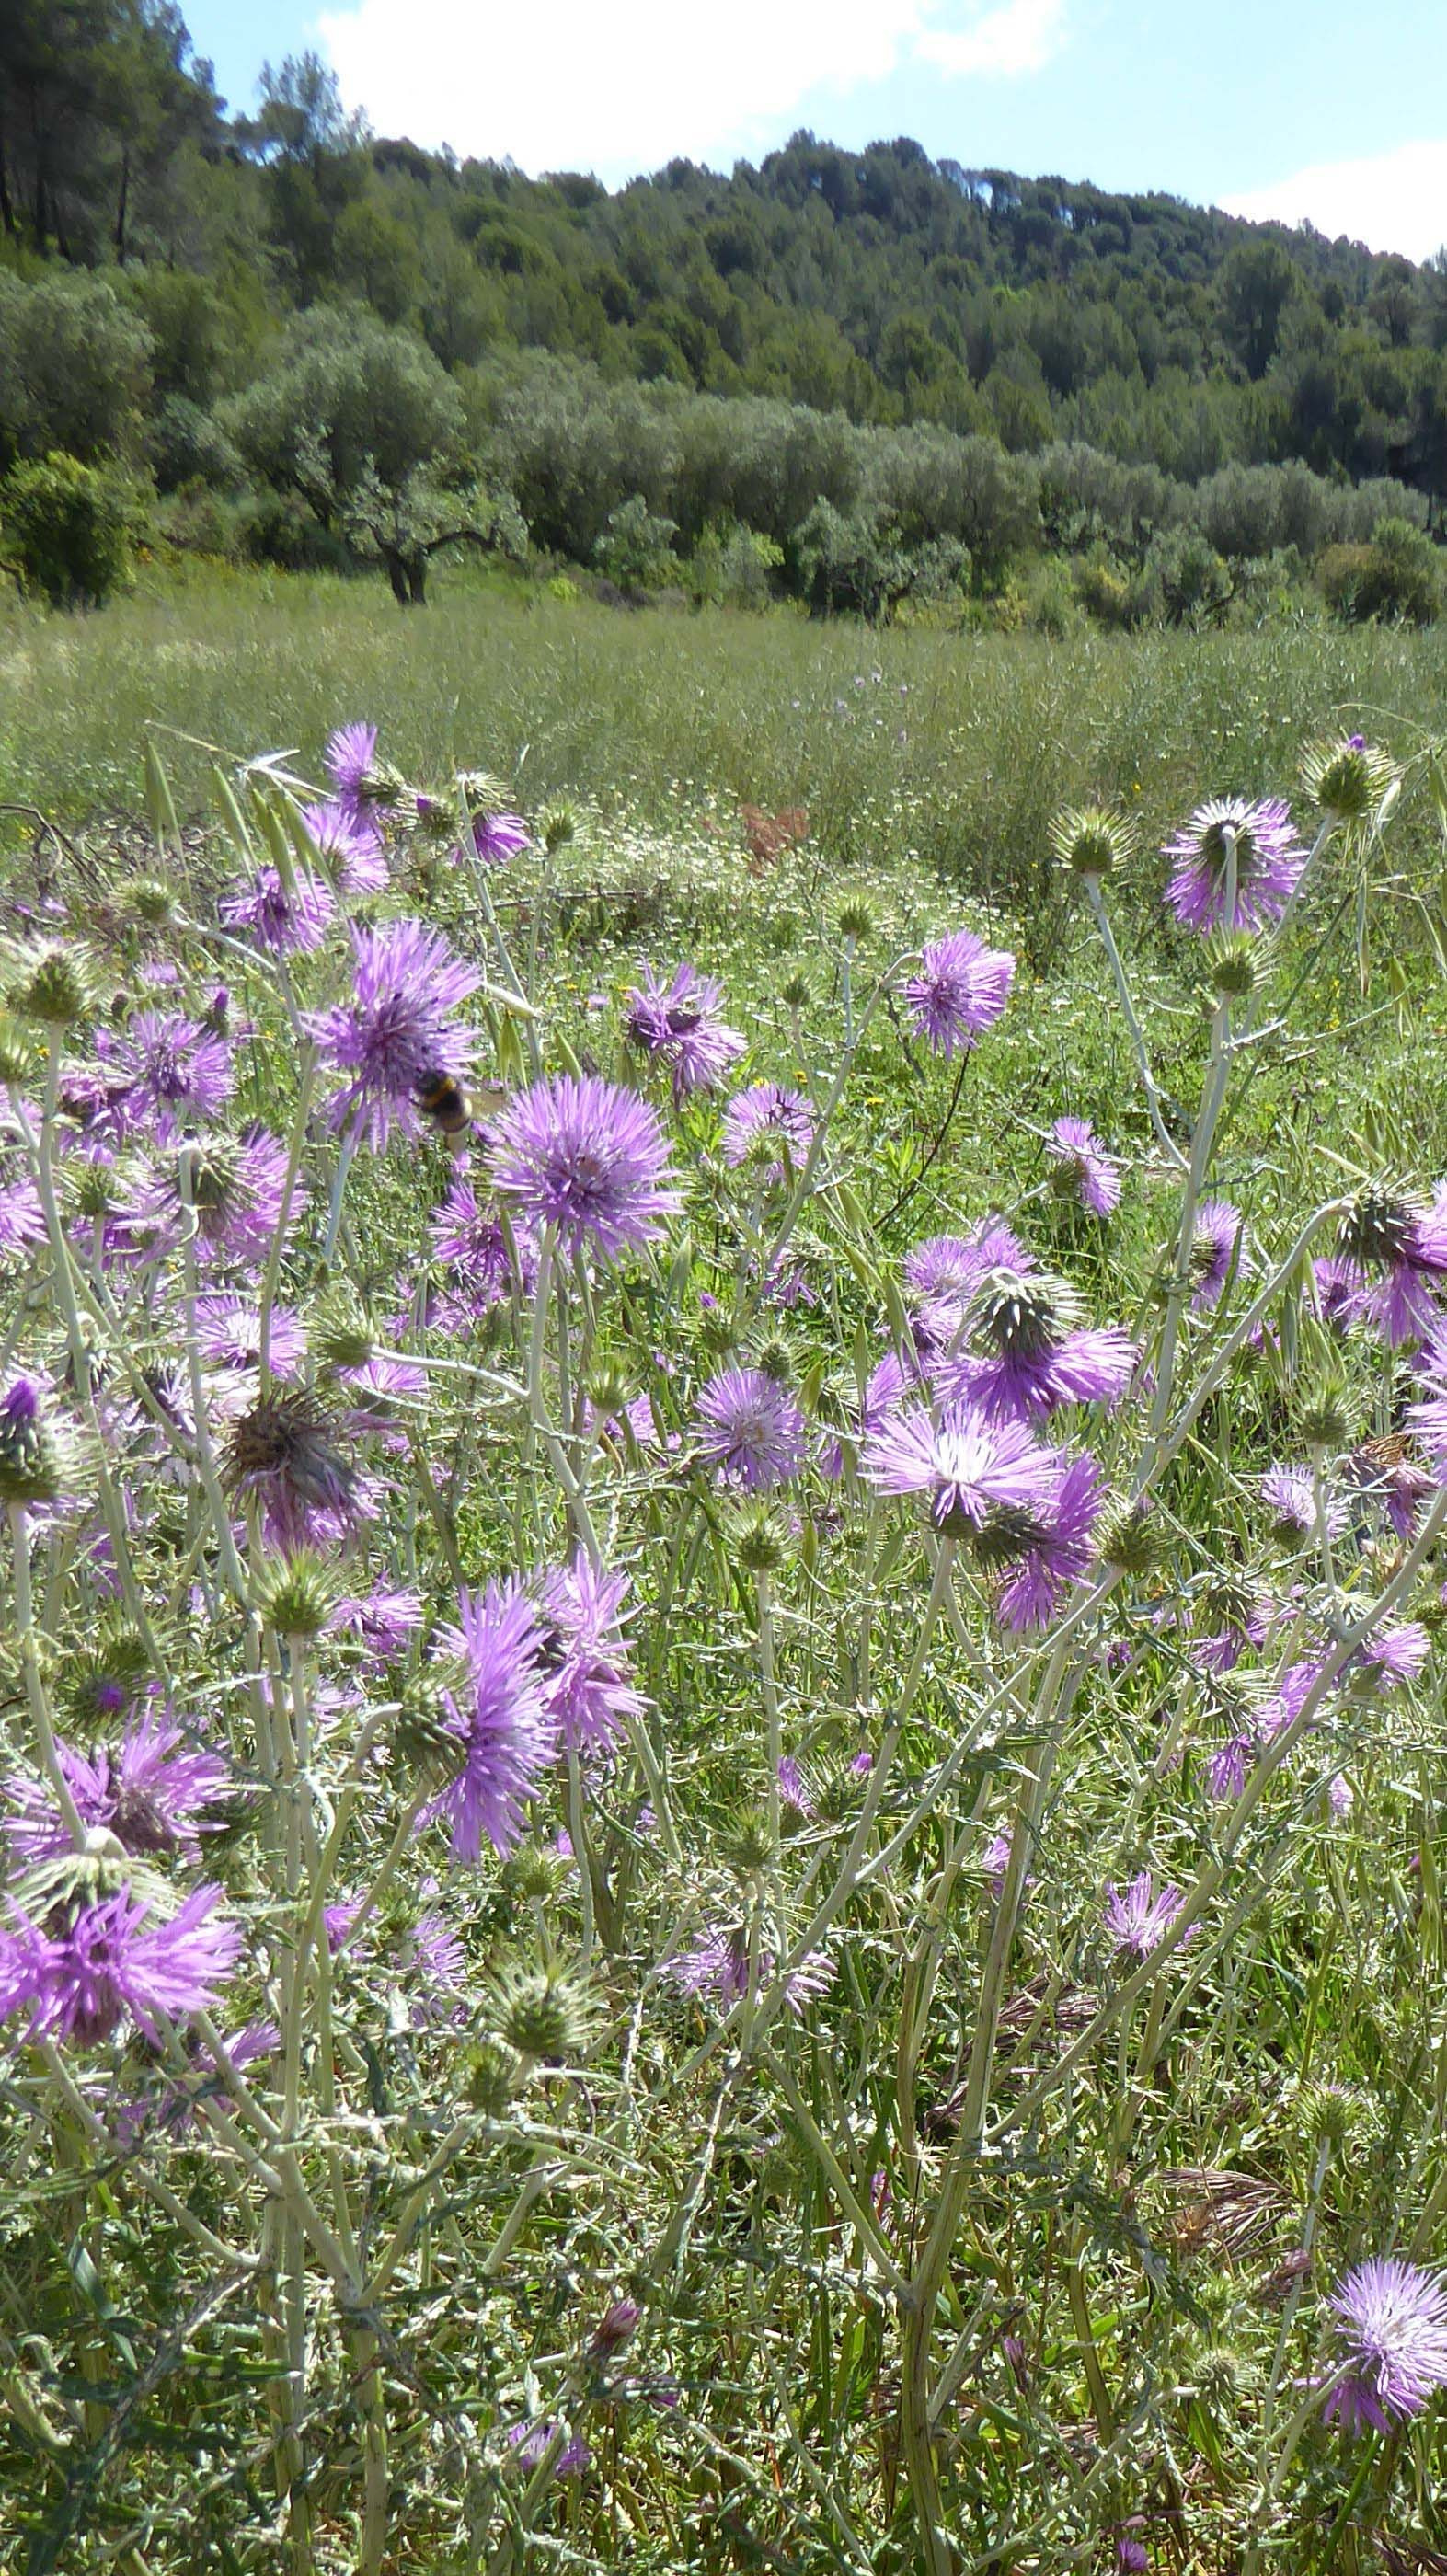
[1222,138,1447,263]
[316,0,1069,182]
[916,0,1065,79]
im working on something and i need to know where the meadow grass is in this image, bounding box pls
[6,564,1447,928]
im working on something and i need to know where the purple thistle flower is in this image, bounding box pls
[1258,1657,1326,1745]
[1324,2257,1447,2432]
[96,1011,234,1136]
[219,865,335,957]
[1103,1870,1193,1964]
[1163,797,1307,933]
[308,919,481,1152]
[327,1582,423,1664]
[534,1558,645,1758]
[777,1755,814,1817]
[1205,1733,1255,1801]
[193,1294,306,1379]
[1352,1621,1429,1689]
[1190,1201,1247,1311]
[625,961,746,1103]
[695,1367,807,1492]
[0,1881,240,2049]
[666,1927,833,2015]
[1345,1440,1435,1542]
[426,1579,558,1861]
[6,1709,230,1867]
[990,1449,1105,1630]
[489,1075,680,1263]
[466,810,530,865]
[860,1403,1057,1534]
[120,1126,301,1269]
[0,1172,45,1259]
[393,1908,468,2028]
[430,1174,535,1314]
[933,1268,1136,1426]
[302,798,389,895]
[1046,1116,1122,1217]
[720,1082,815,1179]
[1261,1464,1344,1544]
[325,721,381,808]
[505,2420,591,2477]
[903,929,1015,1059]
[1116,2544,1149,2576]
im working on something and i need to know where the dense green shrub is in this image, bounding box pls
[1320,515,1442,624]
[0,271,154,471]
[0,449,136,606]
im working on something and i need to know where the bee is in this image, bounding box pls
[414,1068,474,1148]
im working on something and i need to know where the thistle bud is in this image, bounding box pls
[541,802,577,853]
[589,2298,640,2357]
[500,1844,564,1906]
[119,875,178,928]
[1202,931,1262,1005]
[0,1375,82,1512]
[464,2037,520,2116]
[729,1504,792,1576]
[1295,1377,1353,1451]
[309,1288,376,1374]
[780,973,811,1011]
[255,1549,336,1641]
[1299,732,1397,824]
[0,1015,34,1087]
[1095,1495,1166,1578]
[1049,804,1138,883]
[751,1332,797,1386]
[724,1805,775,1879]
[837,894,876,943]
[489,1965,595,2069]
[5,938,97,1029]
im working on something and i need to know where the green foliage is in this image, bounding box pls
[0,269,154,469]
[1320,514,1443,625]
[0,448,135,605]
[592,492,679,590]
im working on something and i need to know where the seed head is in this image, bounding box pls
[1050,803,1138,882]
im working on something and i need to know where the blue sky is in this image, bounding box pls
[184,0,1447,258]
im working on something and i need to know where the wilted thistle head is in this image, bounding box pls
[1095,1495,1166,1578]
[1202,930,1263,1006]
[837,893,876,943]
[1300,732,1397,824]
[5,937,97,1029]
[729,1503,792,1577]
[255,1550,336,1640]
[489,1964,595,2068]
[222,1388,358,1544]
[1050,803,1137,883]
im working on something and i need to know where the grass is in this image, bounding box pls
[6,563,1447,937]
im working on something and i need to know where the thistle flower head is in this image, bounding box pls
[624,960,746,1103]
[1190,1202,1247,1311]
[0,1374,83,1512]
[490,1075,681,1263]
[695,1367,807,1493]
[0,1878,240,2049]
[1163,797,1307,935]
[1045,1116,1122,1217]
[254,1549,337,1640]
[489,1963,595,2068]
[307,918,481,1153]
[4,937,97,1028]
[720,1082,815,1179]
[219,864,335,958]
[222,1390,362,1552]
[426,1579,558,1861]
[1300,732,1398,824]
[861,1403,1057,1536]
[1050,803,1137,882]
[325,720,403,812]
[1103,1869,1193,1963]
[1324,2257,1447,2432]
[903,929,1016,1059]
[6,1709,229,1868]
